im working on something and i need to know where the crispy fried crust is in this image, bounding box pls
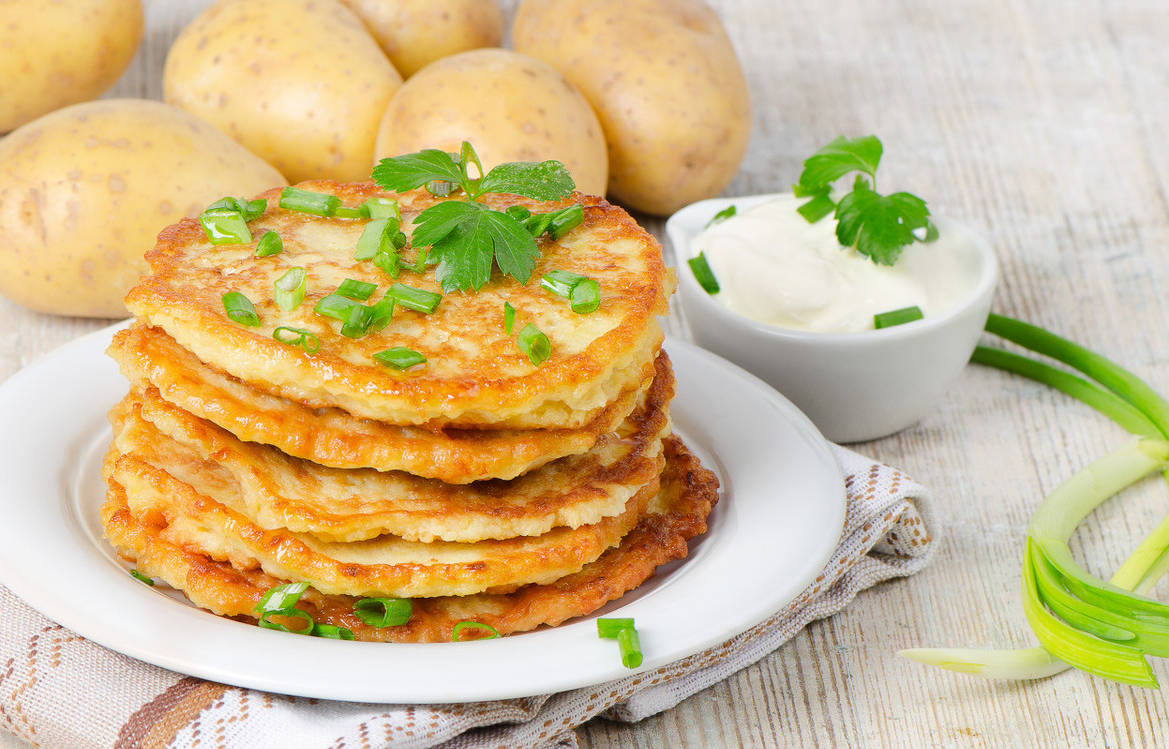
[123,182,672,429]
[101,436,719,642]
[109,325,667,482]
[110,355,672,543]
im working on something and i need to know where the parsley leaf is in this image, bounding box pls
[372,142,580,292]
[834,185,932,265]
[411,201,539,292]
[371,149,466,193]
[478,161,575,201]
[795,135,883,194]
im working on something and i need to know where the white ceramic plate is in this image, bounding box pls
[0,324,844,704]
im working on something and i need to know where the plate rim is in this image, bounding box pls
[0,323,846,703]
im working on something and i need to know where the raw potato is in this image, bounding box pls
[0,0,144,132]
[374,49,608,197]
[513,0,751,215]
[0,100,286,319]
[164,0,402,183]
[339,0,504,78]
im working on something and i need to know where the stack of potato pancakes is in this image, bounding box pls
[101,181,719,642]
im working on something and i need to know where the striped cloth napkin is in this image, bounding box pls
[0,445,933,749]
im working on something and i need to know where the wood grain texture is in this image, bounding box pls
[3,0,1169,746]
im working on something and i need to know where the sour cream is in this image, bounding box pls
[690,193,982,333]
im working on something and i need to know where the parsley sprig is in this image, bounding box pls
[793,135,938,266]
[372,142,578,292]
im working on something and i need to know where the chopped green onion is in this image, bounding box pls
[353,597,412,627]
[366,297,395,333]
[570,278,601,314]
[617,626,643,668]
[221,291,260,327]
[874,305,924,329]
[596,618,635,639]
[523,212,554,237]
[258,607,314,635]
[273,326,320,353]
[387,282,441,314]
[279,186,341,216]
[333,205,367,219]
[340,303,373,338]
[336,278,376,301]
[254,230,283,257]
[451,621,501,641]
[706,204,737,227]
[274,267,307,311]
[506,205,532,221]
[363,197,400,220]
[425,180,455,197]
[797,195,835,223]
[355,217,400,261]
[517,323,551,366]
[688,253,720,294]
[392,230,408,250]
[313,623,356,640]
[503,301,516,334]
[200,208,252,245]
[254,581,309,613]
[547,204,585,240]
[206,196,266,221]
[405,247,427,273]
[129,569,154,586]
[541,269,587,298]
[314,292,362,321]
[373,347,426,370]
[373,250,401,279]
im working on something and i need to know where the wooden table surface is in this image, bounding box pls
[5,0,1169,746]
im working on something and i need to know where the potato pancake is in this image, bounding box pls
[123,182,671,429]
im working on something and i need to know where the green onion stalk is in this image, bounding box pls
[901,313,1169,685]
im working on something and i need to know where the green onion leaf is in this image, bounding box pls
[503,301,516,334]
[373,250,402,279]
[547,204,585,240]
[705,204,737,227]
[874,305,924,329]
[340,303,374,338]
[254,581,310,613]
[570,278,600,314]
[200,208,253,245]
[506,205,532,221]
[451,621,501,641]
[363,197,400,220]
[336,278,377,301]
[517,323,551,366]
[688,253,720,295]
[274,266,307,311]
[355,217,401,261]
[596,618,635,639]
[129,569,154,586]
[373,347,426,370]
[523,212,554,237]
[206,197,266,221]
[541,269,587,298]
[366,297,395,333]
[254,230,283,257]
[314,292,362,321]
[333,205,367,219]
[353,597,412,627]
[258,607,315,635]
[617,626,643,668]
[221,291,260,327]
[312,623,356,640]
[405,247,428,273]
[279,186,341,217]
[273,326,320,353]
[387,282,441,314]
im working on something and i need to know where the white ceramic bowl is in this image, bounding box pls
[667,193,999,443]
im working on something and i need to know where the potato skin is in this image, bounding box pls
[513,0,751,215]
[0,100,287,319]
[339,0,504,78]
[374,49,608,197]
[0,0,143,132]
[164,0,401,182]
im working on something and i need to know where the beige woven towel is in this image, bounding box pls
[0,445,933,749]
